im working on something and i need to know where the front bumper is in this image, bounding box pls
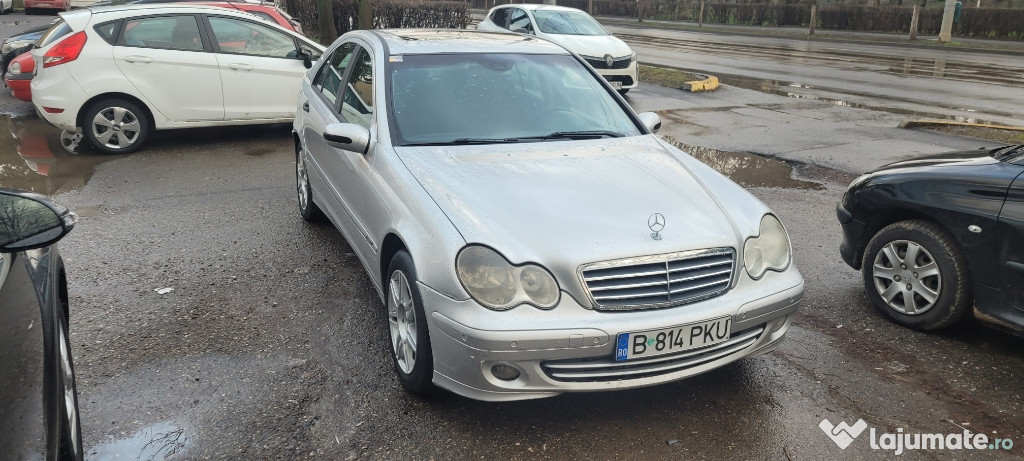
[837,202,866,269]
[423,267,804,401]
[584,58,639,90]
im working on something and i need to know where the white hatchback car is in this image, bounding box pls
[31,5,323,153]
[476,4,638,94]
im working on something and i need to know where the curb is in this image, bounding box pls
[681,74,719,92]
[899,120,1024,131]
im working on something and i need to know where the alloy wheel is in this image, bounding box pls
[388,270,417,375]
[91,106,141,150]
[871,240,942,315]
[57,322,80,457]
[296,152,309,211]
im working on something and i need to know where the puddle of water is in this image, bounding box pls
[662,136,824,190]
[717,74,1010,125]
[89,421,190,461]
[0,116,125,194]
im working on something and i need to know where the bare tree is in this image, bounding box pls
[316,0,338,44]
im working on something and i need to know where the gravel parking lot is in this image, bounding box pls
[1,13,1021,459]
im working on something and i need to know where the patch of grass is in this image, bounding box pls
[639,64,701,88]
[920,125,1024,144]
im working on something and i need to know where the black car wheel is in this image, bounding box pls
[295,144,324,222]
[83,98,149,154]
[386,251,434,394]
[862,220,971,330]
[617,89,630,96]
[56,312,82,461]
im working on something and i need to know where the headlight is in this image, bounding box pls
[743,214,791,279]
[456,245,560,310]
[8,62,19,75]
[630,52,637,62]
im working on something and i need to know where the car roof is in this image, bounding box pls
[84,3,256,14]
[371,29,570,56]
[495,3,583,13]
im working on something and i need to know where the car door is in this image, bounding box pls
[112,14,224,122]
[507,7,536,34]
[999,172,1024,310]
[205,15,310,120]
[301,41,357,228]
[111,14,225,122]
[0,253,48,459]
[317,46,384,261]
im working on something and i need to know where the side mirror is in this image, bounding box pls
[0,189,76,252]
[637,112,662,134]
[323,123,370,155]
[298,52,312,69]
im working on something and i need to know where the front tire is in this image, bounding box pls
[295,143,324,222]
[386,251,434,395]
[56,312,83,461]
[617,89,630,96]
[861,220,971,330]
[83,98,149,154]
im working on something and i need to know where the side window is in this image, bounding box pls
[508,8,533,34]
[93,20,122,45]
[312,42,356,106]
[340,49,373,129]
[490,8,509,28]
[122,16,203,51]
[208,16,298,58]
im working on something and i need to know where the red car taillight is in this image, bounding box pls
[42,31,87,68]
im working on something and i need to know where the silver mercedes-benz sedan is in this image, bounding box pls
[293,29,804,401]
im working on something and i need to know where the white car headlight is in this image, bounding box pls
[456,245,560,310]
[8,62,20,75]
[630,52,637,62]
[743,214,791,279]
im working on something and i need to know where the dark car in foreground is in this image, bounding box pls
[0,188,81,460]
[837,145,1024,335]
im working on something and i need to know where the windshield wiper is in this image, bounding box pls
[519,130,625,141]
[992,144,1024,159]
[404,138,522,146]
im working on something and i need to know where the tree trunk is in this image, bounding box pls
[315,0,337,45]
[809,4,816,36]
[358,0,373,30]
[909,4,920,40]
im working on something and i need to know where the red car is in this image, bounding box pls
[5,1,303,102]
[24,0,69,15]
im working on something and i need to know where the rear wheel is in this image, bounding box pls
[83,98,149,154]
[862,220,971,330]
[386,251,434,394]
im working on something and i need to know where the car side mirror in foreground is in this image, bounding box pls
[298,52,312,69]
[637,112,662,134]
[323,123,370,155]
[0,189,76,252]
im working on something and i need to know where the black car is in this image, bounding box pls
[837,145,1024,335]
[0,188,81,460]
[0,23,51,76]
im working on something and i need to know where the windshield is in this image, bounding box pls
[388,53,641,146]
[533,10,608,35]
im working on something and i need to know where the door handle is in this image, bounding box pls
[122,56,152,63]
[302,102,309,112]
[228,63,254,71]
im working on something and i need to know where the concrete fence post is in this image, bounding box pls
[909,4,920,40]
[809,4,817,36]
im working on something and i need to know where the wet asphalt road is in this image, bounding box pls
[1,14,1022,460]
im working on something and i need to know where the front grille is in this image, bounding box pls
[541,325,764,382]
[583,56,632,70]
[580,248,735,311]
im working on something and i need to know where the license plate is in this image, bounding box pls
[615,317,731,361]
[609,81,623,89]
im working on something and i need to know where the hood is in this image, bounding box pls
[539,33,632,59]
[394,135,748,294]
[871,147,1005,173]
